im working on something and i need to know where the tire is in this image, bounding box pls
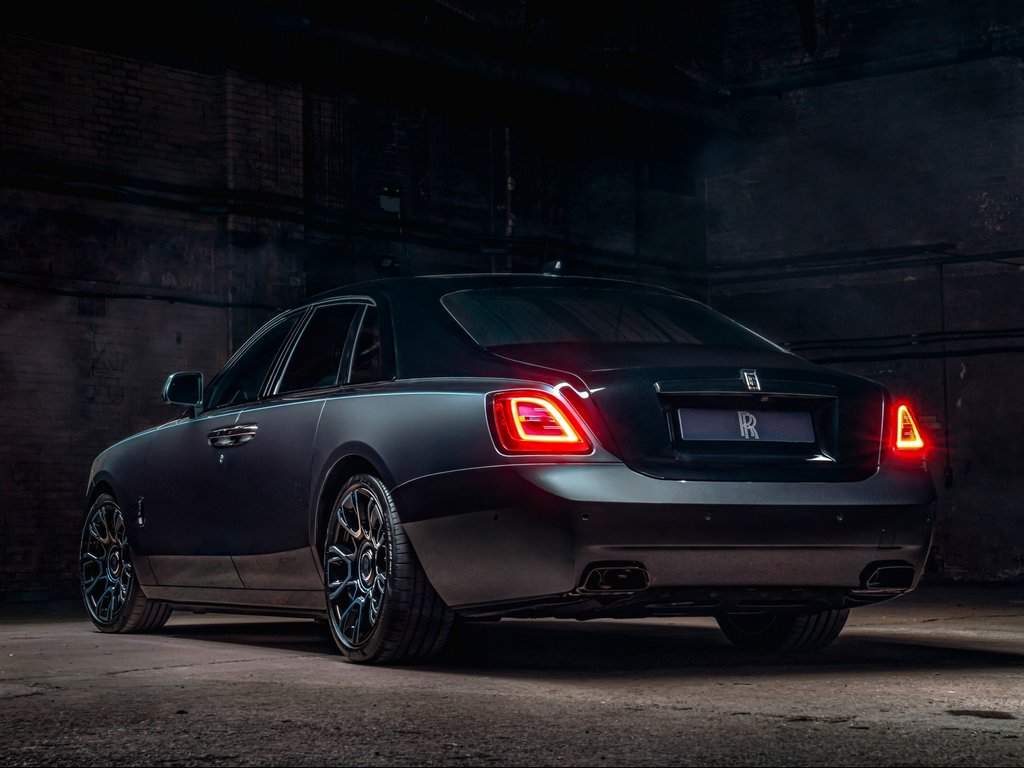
[79,492,173,633]
[323,473,453,664]
[716,607,849,653]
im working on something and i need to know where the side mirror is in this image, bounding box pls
[162,371,204,407]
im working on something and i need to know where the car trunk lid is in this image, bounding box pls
[490,343,885,482]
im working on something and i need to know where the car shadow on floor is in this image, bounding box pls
[156,613,1024,679]
[431,617,1024,677]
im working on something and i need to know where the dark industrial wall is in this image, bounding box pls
[0,36,307,597]
[0,9,708,599]
[705,1,1024,581]
[4,1,1023,599]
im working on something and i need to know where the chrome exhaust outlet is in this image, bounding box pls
[861,562,916,590]
[579,562,650,593]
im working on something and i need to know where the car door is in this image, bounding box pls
[224,300,370,592]
[139,310,303,590]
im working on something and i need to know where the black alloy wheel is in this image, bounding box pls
[323,473,453,664]
[79,492,172,633]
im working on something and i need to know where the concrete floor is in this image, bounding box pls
[1,583,1022,766]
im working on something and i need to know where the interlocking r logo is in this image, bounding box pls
[737,411,759,439]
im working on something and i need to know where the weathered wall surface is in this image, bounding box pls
[0,37,303,597]
[1,17,706,598]
[705,2,1024,580]
[5,1,1024,599]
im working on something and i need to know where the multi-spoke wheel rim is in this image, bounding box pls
[80,498,134,625]
[324,483,390,650]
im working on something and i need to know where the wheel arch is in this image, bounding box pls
[86,474,121,509]
[88,480,115,503]
[312,446,394,551]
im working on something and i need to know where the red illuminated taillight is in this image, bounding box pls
[892,402,926,454]
[491,391,592,454]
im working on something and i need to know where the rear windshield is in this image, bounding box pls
[441,287,781,351]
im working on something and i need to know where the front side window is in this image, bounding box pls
[204,313,301,411]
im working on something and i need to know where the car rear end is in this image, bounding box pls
[394,278,936,622]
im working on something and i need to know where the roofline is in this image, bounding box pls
[304,272,688,305]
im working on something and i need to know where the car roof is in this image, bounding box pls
[302,273,686,307]
[295,273,701,380]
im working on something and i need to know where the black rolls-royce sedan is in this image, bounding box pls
[80,273,936,663]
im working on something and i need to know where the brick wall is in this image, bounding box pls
[8,3,1024,594]
[1,26,706,600]
[0,287,228,598]
[2,36,223,185]
[0,35,302,599]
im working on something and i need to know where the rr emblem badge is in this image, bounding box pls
[741,369,761,391]
[737,411,760,439]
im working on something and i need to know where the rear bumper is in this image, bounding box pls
[395,461,936,613]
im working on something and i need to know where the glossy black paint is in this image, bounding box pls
[86,274,936,620]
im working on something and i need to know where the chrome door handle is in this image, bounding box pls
[207,424,259,447]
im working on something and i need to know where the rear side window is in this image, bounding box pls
[348,306,382,384]
[441,287,780,351]
[277,303,361,393]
